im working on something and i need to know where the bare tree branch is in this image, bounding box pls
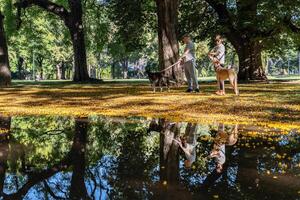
[43,181,66,200]
[15,0,70,24]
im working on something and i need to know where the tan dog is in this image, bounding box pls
[209,55,239,95]
[215,64,239,95]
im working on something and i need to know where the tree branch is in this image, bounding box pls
[254,25,282,38]
[2,154,72,199]
[43,180,66,200]
[205,0,238,33]
[15,0,70,23]
[284,16,300,33]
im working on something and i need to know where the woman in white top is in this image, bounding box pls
[209,35,226,95]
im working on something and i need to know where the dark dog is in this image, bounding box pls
[146,70,171,92]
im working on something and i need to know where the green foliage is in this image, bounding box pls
[2,0,300,79]
[109,0,155,53]
[10,116,74,170]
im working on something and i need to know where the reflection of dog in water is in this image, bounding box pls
[210,124,238,173]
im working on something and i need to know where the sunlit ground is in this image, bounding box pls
[1,78,300,131]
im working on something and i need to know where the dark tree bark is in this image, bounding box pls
[0,13,11,86]
[0,115,11,195]
[69,118,89,199]
[111,61,116,79]
[155,0,184,84]
[236,39,267,81]
[159,122,180,184]
[17,56,24,79]
[67,0,89,82]
[149,119,192,199]
[15,0,90,82]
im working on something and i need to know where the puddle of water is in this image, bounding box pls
[0,115,299,200]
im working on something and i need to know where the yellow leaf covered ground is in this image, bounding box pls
[0,80,299,131]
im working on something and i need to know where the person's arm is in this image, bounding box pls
[173,139,192,156]
[208,46,221,57]
[179,46,190,61]
[208,46,222,66]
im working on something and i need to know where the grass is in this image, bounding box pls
[1,78,300,131]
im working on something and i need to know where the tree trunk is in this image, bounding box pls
[70,117,89,199]
[159,122,180,184]
[0,13,11,86]
[155,0,184,83]
[111,61,116,79]
[56,61,66,80]
[68,0,89,82]
[65,62,72,80]
[237,40,267,81]
[17,55,24,79]
[298,51,300,75]
[36,57,43,80]
[0,115,11,194]
[122,59,128,79]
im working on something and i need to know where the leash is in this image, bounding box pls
[159,61,181,73]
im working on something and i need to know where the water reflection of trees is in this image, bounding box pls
[0,117,89,199]
[0,116,299,199]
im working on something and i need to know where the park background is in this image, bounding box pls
[1,0,300,82]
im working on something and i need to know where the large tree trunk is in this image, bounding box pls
[0,13,11,86]
[159,122,180,184]
[111,61,116,79]
[156,0,184,83]
[237,40,267,81]
[0,115,11,194]
[68,0,89,82]
[69,117,89,199]
[17,55,24,79]
[69,26,89,82]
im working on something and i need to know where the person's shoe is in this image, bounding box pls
[194,88,200,93]
[186,89,193,93]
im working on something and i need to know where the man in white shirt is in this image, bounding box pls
[180,34,199,93]
[209,35,226,95]
[175,123,198,168]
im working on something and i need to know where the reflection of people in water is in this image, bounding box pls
[210,124,238,173]
[175,123,198,168]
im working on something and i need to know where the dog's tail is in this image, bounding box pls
[229,64,239,74]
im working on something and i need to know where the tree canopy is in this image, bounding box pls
[0,0,299,83]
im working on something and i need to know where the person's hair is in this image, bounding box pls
[215,34,223,42]
[182,33,191,39]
